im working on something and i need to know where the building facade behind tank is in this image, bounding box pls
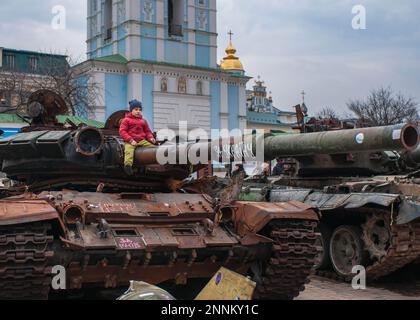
[246,77,298,134]
[0,48,69,137]
[73,0,249,135]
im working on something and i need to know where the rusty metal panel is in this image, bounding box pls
[99,203,138,214]
[78,225,116,249]
[150,228,179,247]
[45,191,214,218]
[234,201,318,236]
[236,200,314,213]
[115,237,145,250]
[176,236,206,249]
[204,227,238,246]
[391,183,420,198]
[137,227,163,247]
[0,200,58,226]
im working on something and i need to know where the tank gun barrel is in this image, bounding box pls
[261,123,418,160]
[134,124,419,166]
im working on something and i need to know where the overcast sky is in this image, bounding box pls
[1,0,419,115]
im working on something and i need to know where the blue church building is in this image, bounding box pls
[74,0,249,134]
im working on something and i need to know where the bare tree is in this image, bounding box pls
[0,54,101,118]
[347,87,418,127]
[317,107,338,119]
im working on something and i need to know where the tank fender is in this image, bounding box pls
[0,199,60,226]
[232,200,319,237]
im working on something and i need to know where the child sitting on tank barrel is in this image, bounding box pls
[119,100,156,176]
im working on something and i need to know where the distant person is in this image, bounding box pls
[272,158,284,176]
[119,100,156,176]
[233,163,248,178]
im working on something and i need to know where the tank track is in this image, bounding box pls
[316,218,420,282]
[366,219,420,279]
[255,220,318,300]
[0,223,54,300]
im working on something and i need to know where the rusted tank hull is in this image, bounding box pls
[0,192,319,300]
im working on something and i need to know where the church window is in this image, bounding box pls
[197,10,207,30]
[117,0,126,24]
[28,56,38,72]
[4,54,15,70]
[178,77,187,94]
[104,0,113,41]
[143,0,154,23]
[168,0,184,37]
[161,78,168,92]
[196,81,203,95]
[91,0,97,12]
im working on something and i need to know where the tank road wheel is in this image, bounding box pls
[313,223,332,270]
[362,213,391,262]
[0,222,54,300]
[329,226,368,278]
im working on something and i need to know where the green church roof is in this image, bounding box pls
[56,115,105,128]
[0,114,27,123]
[94,54,128,64]
[0,114,104,128]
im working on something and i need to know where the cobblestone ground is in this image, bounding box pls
[297,276,420,300]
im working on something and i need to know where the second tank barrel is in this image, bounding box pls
[261,123,419,160]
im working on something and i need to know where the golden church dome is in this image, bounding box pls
[220,31,244,72]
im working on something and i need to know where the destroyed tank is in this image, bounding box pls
[0,90,325,300]
[241,116,420,281]
[1,91,418,299]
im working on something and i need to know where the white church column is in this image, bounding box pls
[209,0,217,68]
[127,71,143,103]
[126,0,139,20]
[220,81,228,130]
[239,84,247,131]
[188,32,196,66]
[91,71,106,122]
[187,0,196,66]
[210,34,217,68]
[156,0,165,61]
[112,0,119,54]
[125,0,141,60]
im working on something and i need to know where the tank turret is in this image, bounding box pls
[0,91,418,193]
